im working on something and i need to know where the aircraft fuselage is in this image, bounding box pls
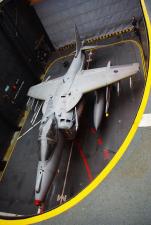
[41,50,85,132]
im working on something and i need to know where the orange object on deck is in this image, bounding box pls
[29,0,44,5]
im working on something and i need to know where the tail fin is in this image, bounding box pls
[75,24,81,57]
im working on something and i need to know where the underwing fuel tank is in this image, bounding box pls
[34,130,64,206]
[93,89,105,130]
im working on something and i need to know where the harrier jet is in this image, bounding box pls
[27,25,139,207]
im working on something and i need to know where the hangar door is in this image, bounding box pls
[33,0,141,48]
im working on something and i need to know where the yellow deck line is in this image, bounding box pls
[0,1,150,223]
[45,39,147,80]
[0,111,29,181]
[84,39,147,79]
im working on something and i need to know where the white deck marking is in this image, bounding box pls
[58,142,73,204]
[34,100,39,112]
[0,211,22,217]
[14,81,24,100]
[31,103,43,125]
[37,203,45,215]
[17,120,41,140]
[139,114,151,127]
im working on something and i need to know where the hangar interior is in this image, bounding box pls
[0,0,150,222]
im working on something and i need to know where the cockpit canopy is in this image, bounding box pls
[38,117,58,161]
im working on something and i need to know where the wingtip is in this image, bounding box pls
[134,62,140,71]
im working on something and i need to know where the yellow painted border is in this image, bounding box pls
[0,0,150,223]
[0,111,29,181]
[45,39,147,79]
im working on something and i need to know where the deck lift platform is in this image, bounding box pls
[0,0,151,224]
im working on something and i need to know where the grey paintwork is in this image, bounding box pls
[27,27,139,206]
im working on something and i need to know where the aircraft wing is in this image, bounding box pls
[72,63,139,94]
[27,76,62,100]
[65,63,139,112]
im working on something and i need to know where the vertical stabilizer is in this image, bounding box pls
[75,24,81,57]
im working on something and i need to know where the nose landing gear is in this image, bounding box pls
[63,127,76,140]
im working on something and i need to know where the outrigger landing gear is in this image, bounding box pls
[129,76,133,89]
[105,86,110,117]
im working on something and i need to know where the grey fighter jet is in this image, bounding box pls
[27,25,139,207]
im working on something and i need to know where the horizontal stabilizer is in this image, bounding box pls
[81,45,106,51]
